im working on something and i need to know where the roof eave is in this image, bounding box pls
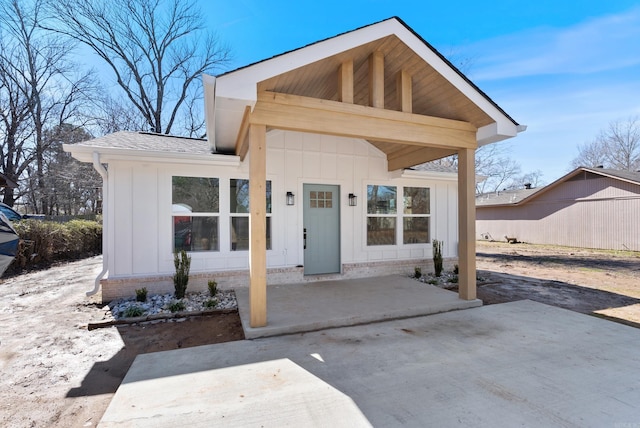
[63,144,241,166]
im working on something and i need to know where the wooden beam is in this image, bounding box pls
[251,91,477,150]
[397,70,412,113]
[369,51,384,108]
[250,92,477,149]
[457,147,476,300]
[249,123,267,327]
[338,60,354,104]
[234,105,252,160]
[387,146,456,171]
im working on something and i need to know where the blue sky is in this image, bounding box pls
[200,1,640,183]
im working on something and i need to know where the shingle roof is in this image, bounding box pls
[476,187,542,206]
[476,166,640,207]
[581,167,640,185]
[71,131,212,155]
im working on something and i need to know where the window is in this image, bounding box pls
[403,187,430,244]
[172,177,219,252]
[367,185,397,245]
[366,185,431,246]
[230,179,272,251]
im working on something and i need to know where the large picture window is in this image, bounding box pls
[230,179,272,251]
[172,177,219,252]
[366,185,431,246]
[367,185,397,245]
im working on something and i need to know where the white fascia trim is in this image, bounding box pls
[203,74,217,151]
[215,20,404,101]
[392,169,458,182]
[65,145,241,166]
[477,122,527,146]
[393,26,521,141]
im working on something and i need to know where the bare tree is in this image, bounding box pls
[93,95,147,135]
[571,117,640,171]
[571,138,607,169]
[46,0,231,136]
[0,0,94,211]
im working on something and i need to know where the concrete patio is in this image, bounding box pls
[235,275,482,338]
[99,300,640,427]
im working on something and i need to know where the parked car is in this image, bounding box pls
[0,203,44,221]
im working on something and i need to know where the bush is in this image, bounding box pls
[414,267,422,279]
[173,250,191,299]
[208,280,218,297]
[168,300,186,313]
[135,287,147,302]
[8,219,102,275]
[204,298,218,308]
[122,305,144,318]
[433,239,443,277]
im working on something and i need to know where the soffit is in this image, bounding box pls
[256,35,494,130]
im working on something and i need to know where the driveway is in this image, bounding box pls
[100,300,640,427]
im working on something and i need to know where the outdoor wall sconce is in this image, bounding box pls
[348,193,357,206]
[286,191,295,206]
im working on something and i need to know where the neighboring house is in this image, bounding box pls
[65,17,523,327]
[477,167,640,251]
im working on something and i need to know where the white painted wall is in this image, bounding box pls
[105,130,460,280]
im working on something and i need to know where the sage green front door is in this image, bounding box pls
[303,184,340,275]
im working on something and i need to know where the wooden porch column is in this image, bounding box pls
[249,123,267,327]
[457,147,477,300]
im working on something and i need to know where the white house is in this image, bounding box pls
[65,17,524,327]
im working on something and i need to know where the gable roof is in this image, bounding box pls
[208,17,524,153]
[63,131,239,165]
[476,167,640,208]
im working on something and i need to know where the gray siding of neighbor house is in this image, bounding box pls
[477,173,640,251]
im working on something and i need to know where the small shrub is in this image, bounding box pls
[122,305,144,318]
[414,267,422,279]
[204,298,218,308]
[453,264,459,275]
[449,276,459,284]
[433,239,443,277]
[208,280,218,297]
[173,250,191,299]
[168,300,186,313]
[427,279,438,285]
[135,287,148,302]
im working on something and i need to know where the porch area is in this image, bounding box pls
[235,275,482,339]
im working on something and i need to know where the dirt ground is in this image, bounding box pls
[0,257,243,428]
[0,243,639,427]
[476,241,640,326]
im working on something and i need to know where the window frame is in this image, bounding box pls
[171,176,220,253]
[402,186,431,245]
[229,178,272,251]
[365,184,431,247]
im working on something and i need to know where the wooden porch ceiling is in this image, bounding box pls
[249,35,487,169]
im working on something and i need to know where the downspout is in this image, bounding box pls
[89,152,108,296]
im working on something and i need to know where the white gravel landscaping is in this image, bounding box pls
[108,289,238,320]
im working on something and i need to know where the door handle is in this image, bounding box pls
[303,228,307,250]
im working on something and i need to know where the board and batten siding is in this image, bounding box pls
[477,175,640,251]
[104,130,460,286]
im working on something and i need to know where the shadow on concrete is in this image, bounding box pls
[66,312,244,397]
